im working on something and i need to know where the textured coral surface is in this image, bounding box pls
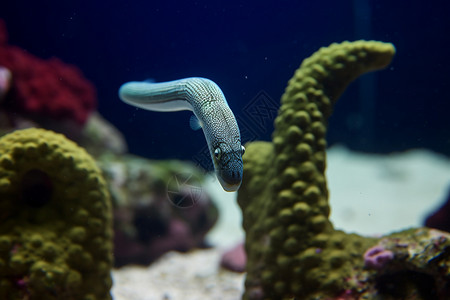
[238,40,450,300]
[0,128,113,300]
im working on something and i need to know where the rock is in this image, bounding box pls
[220,242,246,273]
[97,154,219,267]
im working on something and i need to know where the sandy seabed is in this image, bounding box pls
[112,249,244,300]
[111,145,450,300]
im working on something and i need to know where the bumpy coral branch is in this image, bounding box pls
[0,128,113,299]
[238,41,450,300]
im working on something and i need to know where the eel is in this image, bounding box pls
[118,77,244,192]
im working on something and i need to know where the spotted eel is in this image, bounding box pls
[118,77,244,192]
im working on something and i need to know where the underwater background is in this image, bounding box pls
[2,1,450,299]
[1,0,449,164]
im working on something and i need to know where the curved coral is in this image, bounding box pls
[239,40,450,299]
[238,41,395,299]
[0,128,113,299]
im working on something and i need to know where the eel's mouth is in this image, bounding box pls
[217,170,242,192]
[219,180,241,192]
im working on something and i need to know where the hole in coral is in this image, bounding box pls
[20,169,53,208]
[376,270,437,300]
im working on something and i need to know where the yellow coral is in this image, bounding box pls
[238,41,395,299]
[0,128,113,300]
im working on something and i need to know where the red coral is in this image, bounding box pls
[0,19,96,125]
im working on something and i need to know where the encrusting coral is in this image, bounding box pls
[238,41,450,299]
[0,128,113,299]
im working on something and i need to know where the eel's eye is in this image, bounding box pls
[214,148,221,160]
[241,145,246,155]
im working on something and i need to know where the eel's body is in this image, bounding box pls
[118,77,244,192]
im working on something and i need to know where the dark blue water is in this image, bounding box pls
[2,0,449,165]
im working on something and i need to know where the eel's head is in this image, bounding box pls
[213,144,245,192]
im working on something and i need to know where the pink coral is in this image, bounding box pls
[363,245,394,270]
[0,19,96,125]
